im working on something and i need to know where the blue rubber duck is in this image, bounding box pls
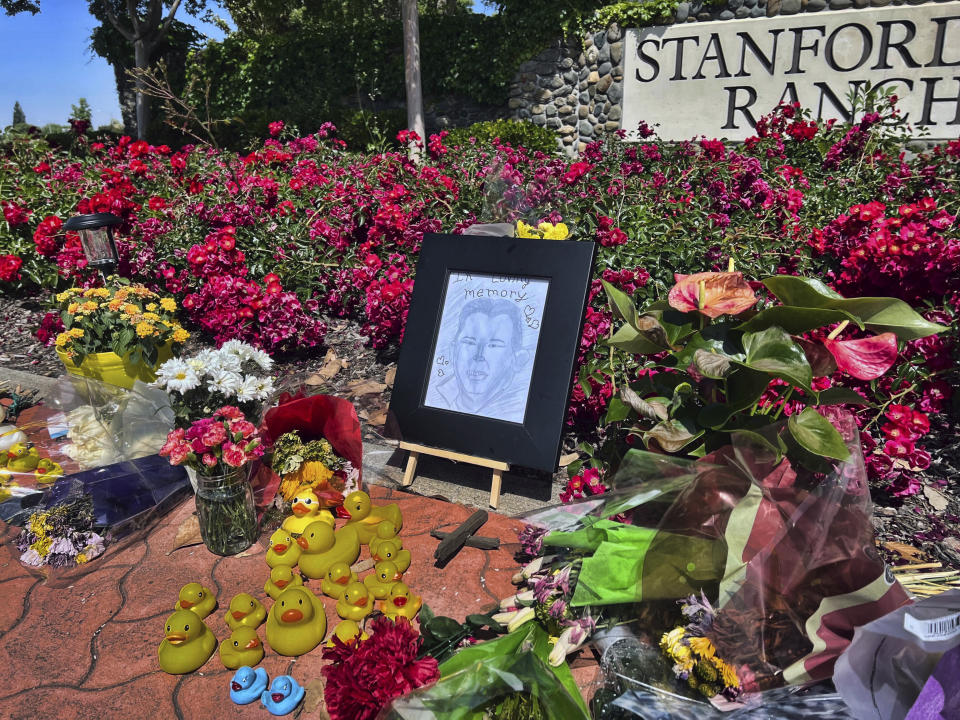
[229,666,268,705]
[261,675,305,716]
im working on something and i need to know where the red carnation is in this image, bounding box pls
[322,616,439,720]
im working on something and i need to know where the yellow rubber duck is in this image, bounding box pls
[264,565,304,600]
[281,488,335,535]
[369,521,401,558]
[34,458,63,485]
[380,582,422,622]
[224,592,267,631]
[321,561,358,600]
[158,609,216,674]
[326,619,369,647]
[219,626,264,669]
[265,586,327,656]
[362,560,403,600]
[341,491,403,545]
[265,528,302,569]
[336,581,373,622]
[372,537,411,574]
[297,520,360,580]
[175,582,217,619]
[4,442,39,474]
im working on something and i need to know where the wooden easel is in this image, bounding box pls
[399,440,510,509]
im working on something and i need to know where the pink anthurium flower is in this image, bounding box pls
[668,271,758,318]
[823,332,898,380]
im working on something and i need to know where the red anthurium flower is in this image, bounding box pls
[822,332,897,381]
[667,272,758,318]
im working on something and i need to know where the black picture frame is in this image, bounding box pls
[388,233,596,472]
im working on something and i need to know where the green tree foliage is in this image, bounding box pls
[12,101,25,126]
[70,98,93,121]
[0,0,39,14]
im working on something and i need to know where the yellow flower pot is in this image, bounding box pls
[56,344,173,390]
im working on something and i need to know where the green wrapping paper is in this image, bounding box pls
[542,518,726,607]
[377,625,589,720]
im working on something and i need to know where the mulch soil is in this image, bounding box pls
[2,292,959,572]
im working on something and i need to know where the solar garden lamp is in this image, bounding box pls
[64,212,122,280]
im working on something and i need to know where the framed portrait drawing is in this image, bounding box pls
[388,233,596,472]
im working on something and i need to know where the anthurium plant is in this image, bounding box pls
[580,269,946,474]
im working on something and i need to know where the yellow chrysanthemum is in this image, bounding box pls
[81,301,98,312]
[660,626,686,654]
[55,333,71,347]
[172,327,190,343]
[160,297,176,312]
[107,299,123,311]
[538,222,570,240]
[135,321,156,338]
[90,288,110,298]
[689,636,716,660]
[124,303,140,315]
[516,220,540,238]
[68,327,84,338]
[66,302,80,314]
[56,290,74,303]
[713,657,740,690]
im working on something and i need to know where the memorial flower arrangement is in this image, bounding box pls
[54,283,189,365]
[271,430,352,504]
[152,340,275,427]
[322,616,440,720]
[16,495,106,568]
[159,405,263,476]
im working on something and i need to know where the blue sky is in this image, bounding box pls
[1,1,494,130]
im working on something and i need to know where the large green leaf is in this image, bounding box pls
[671,324,744,369]
[787,407,850,461]
[740,327,813,392]
[602,279,639,328]
[736,306,861,335]
[763,276,945,340]
[698,367,770,428]
[606,324,664,354]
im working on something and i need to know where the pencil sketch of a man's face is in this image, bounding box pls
[454,311,517,405]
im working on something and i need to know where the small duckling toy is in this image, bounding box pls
[326,619,369,647]
[265,528,302,569]
[220,626,265,669]
[175,582,217,619]
[336,581,373,622]
[363,559,403,600]
[261,675,305,716]
[281,488,335,535]
[372,537,411,574]
[340,490,403,545]
[321,561,358,600]
[230,666,268,705]
[34,458,63,485]
[264,565,303,600]
[265,586,327,657]
[158,609,216,674]
[224,592,267,630]
[297,521,360,580]
[4,442,39,474]
[369,520,401,557]
[380,582,422,622]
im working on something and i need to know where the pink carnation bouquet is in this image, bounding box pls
[160,405,263,476]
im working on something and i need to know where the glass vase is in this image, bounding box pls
[195,466,258,556]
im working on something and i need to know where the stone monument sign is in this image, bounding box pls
[622,3,960,141]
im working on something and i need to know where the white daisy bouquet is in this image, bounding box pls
[153,340,275,427]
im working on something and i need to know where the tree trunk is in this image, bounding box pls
[134,39,150,141]
[402,0,425,162]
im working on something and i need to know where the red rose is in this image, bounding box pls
[0,254,23,282]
